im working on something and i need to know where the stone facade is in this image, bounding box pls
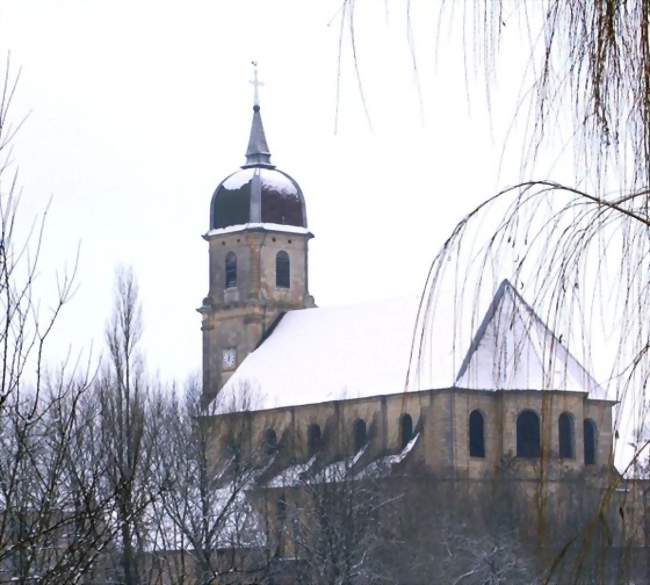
[199,227,314,402]
[204,387,649,581]
[207,387,614,480]
[198,100,650,582]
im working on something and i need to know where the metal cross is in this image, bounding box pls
[250,61,264,106]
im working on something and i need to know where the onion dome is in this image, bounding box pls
[209,101,307,231]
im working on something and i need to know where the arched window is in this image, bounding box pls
[276,251,290,288]
[224,433,240,459]
[584,419,597,465]
[263,428,278,455]
[276,494,287,555]
[558,413,575,459]
[469,410,485,458]
[307,424,321,456]
[225,252,237,289]
[353,419,367,451]
[517,410,541,458]
[400,414,413,449]
[277,494,286,524]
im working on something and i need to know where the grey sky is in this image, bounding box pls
[0,1,572,383]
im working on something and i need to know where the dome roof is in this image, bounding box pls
[209,101,308,231]
[210,166,307,229]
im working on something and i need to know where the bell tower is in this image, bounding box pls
[199,66,315,403]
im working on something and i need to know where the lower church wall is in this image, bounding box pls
[193,386,647,584]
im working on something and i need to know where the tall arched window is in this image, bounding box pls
[307,424,321,456]
[517,410,541,458]
[225,252,237,289]
[353,419,367,451]
[276,494,287,555]
[558,413,575,459]
[276,251,290,288]
[263,428,278,455]
[584,419,597,465]
[277,494,287,524]
[469,410,485,458]
[400,414,413,449]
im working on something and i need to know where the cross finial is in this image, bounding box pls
[250,61,264,107]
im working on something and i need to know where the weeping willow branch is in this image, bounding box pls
[409,180,650,453]
[444,1,650,189]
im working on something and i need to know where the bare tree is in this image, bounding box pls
[0,59,122,584]
[449,1,650,191]
[148,380,266,585]
[95,267,156,585]
[275,447,393,585]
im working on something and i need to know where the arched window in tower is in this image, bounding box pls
[263,428,278,455]
[558,413,575,459]
[469,410,485,458]
[225,252,237,289]
[353,419,367,452]
[276,251,290,288]
[307,423,321,456]
[517,410,541,458]
[584,419,597,465]
[400,414,413,449]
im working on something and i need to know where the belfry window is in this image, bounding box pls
[469,410,485,458]
[517,410,541,458]
[225,252,237,289]
[400,414,413,449]
[584,419,597,465]
[307,424,321,456]
[559,413,575,459]
[263,428,278,455]
[276,251,290,288]
[353,419,367,451]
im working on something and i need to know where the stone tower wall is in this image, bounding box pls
[201,228,313,402]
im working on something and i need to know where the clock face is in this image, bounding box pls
[222,348,237,370]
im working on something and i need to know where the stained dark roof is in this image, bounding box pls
[210,166,307,230]
[209,104,307,230]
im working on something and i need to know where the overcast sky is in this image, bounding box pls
[0,1,576,383]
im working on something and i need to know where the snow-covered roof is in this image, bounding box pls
[204,222,311,238]
[216,281,604,413]
[456,280,604,397]
[216,297,423,412]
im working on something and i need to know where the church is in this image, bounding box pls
[196,84,648,583]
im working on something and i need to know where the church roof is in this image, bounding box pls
[209,104,308,231]
[216,281,604,413]
[215,297,424,413]
[456,280,604,397]
[244,105,272,168]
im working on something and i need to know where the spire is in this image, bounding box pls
[244,61,273,168]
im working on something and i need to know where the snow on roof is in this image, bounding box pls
[216,282,604,413]
[456,280,605,397]
[358,432,420,479]
[266,456,316,488]
[221,167,300,195]
[217,297,426,413]
[204,222,311,238]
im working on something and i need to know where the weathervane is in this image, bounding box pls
[250,60,264,107]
